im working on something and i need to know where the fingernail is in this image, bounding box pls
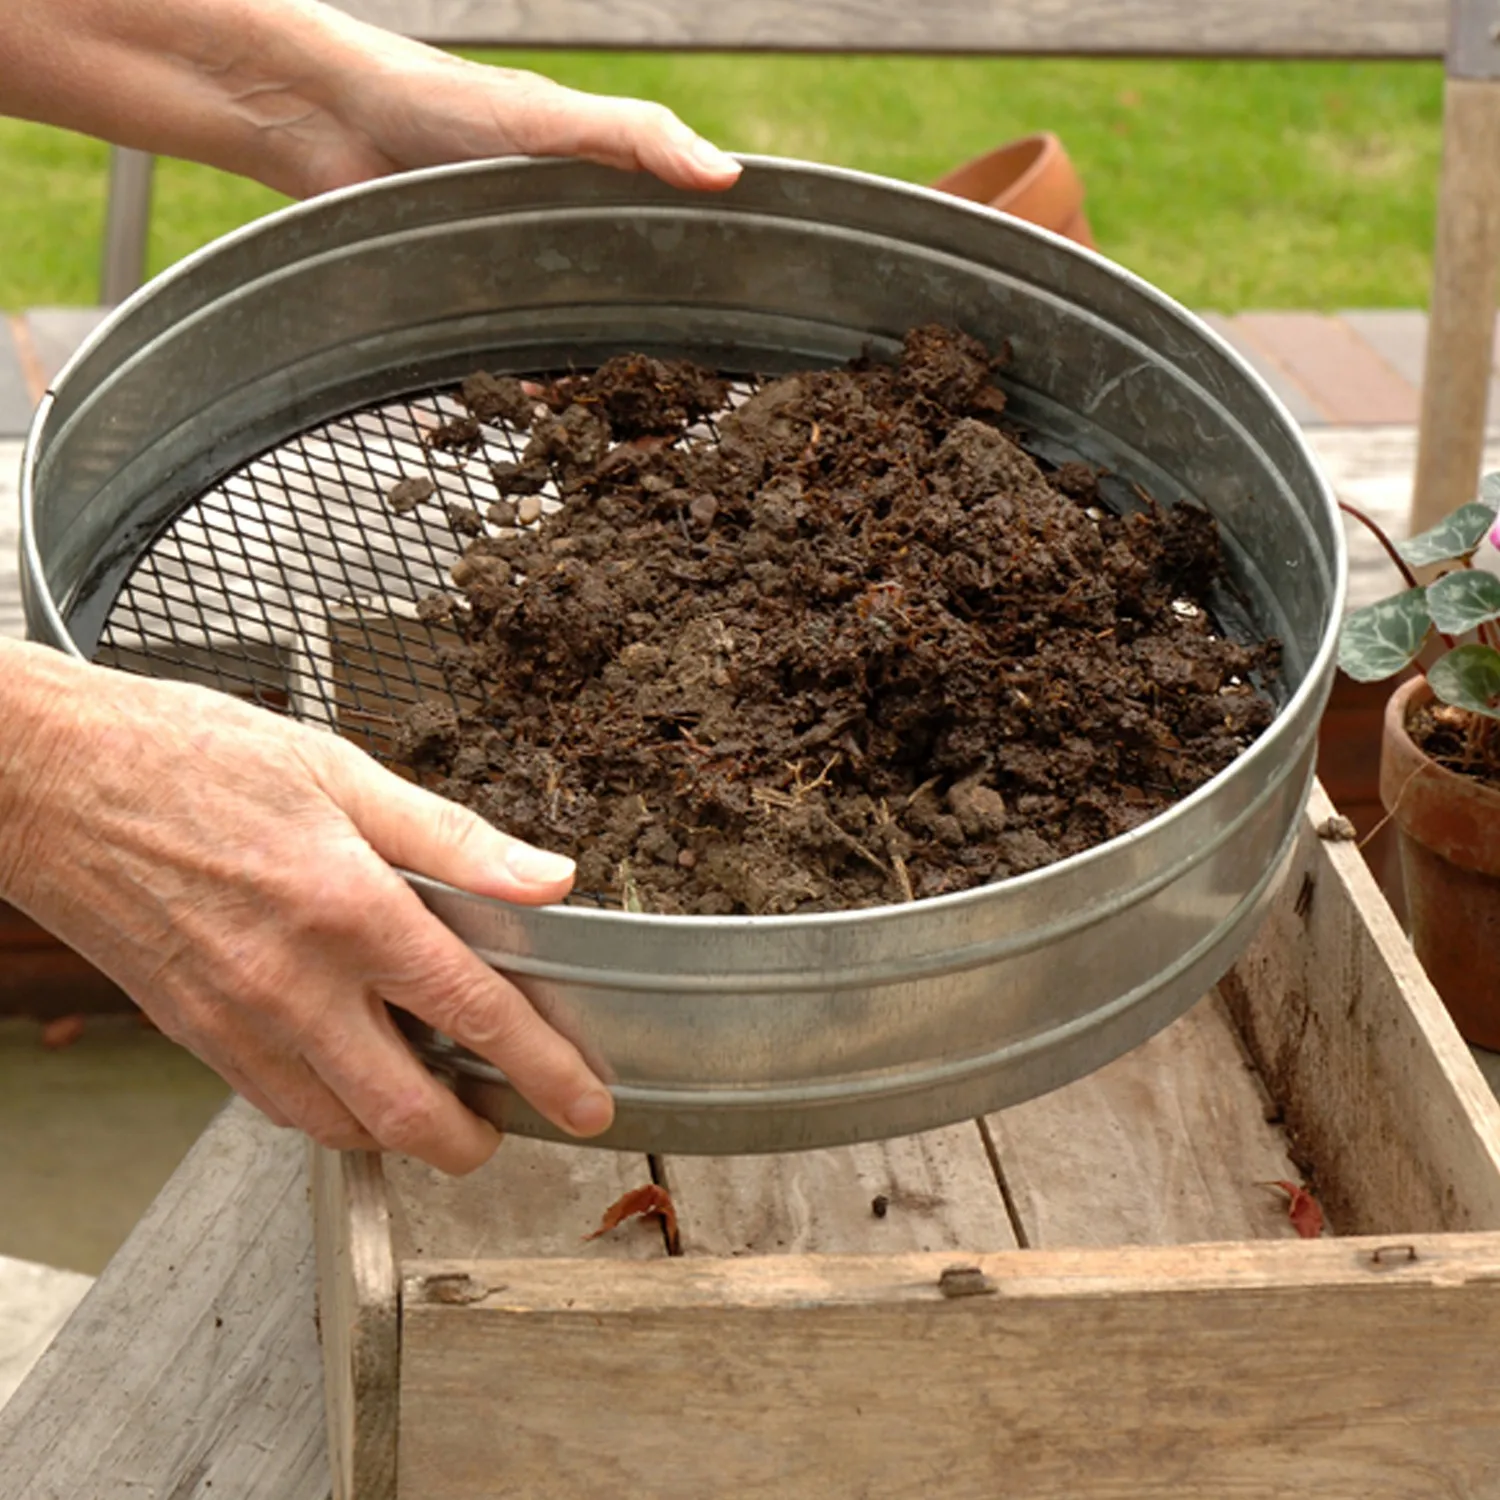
[689,138,741,177]
[564,1088,615,1137]
[504,843,576,884]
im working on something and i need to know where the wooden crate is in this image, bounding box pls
[318,779,1500,1498]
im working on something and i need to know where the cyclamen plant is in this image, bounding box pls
[1338,472,1500,753]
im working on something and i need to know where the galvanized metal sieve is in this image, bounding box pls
[22,157,1346,1153]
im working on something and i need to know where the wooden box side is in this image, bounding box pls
[312,1146,400,1500]
[319,785,1500,1496]
[1220,784,1500,1234]
[397,1235,1500,1500]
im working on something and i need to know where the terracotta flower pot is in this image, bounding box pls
[931,133,1095,250]
[1379,675,1500,1047]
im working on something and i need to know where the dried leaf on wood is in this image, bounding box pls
[584,1184,680,1251]
[1262,1179,1325,1239]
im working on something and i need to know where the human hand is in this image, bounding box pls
[0,0,740,202]
[282,26,745,199]
[0,641,612,1174]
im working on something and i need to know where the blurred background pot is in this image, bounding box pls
[1380,675,1500,1047]
[932,132,1095,248]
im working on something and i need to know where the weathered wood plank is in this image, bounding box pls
[1412,78,1500,532]
[328,0,1447,56]
[313,1148,399,1500]
[1219,785,1500,1235]
[337,1139,662,1495]
[398,1234,1500,1500]
[387,1138,667,1260]
[984,993,1308,1247]
[0,1101,330,1500]
[664,1124,1019,1256]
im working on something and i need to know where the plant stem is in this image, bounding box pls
[1337,501,1421,590]
[1336,501,1457,651]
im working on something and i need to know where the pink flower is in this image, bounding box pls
[1493,515,1500,550]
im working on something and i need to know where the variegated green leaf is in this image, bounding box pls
[1428,644,1500,721]
[1427,569,1500,635]
[1399,504,1497,567]
[1480,471,1500,512]
[1337,587,1433,682]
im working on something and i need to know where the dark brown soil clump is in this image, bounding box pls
[1409,700,1500,793]
[399,326,1279,914]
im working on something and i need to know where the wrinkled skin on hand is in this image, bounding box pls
[0,642,614,1174]
[0,0,742,203]
[0,0,739,1172]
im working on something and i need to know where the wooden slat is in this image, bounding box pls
[312,1148,399,1500]
[1219,784,1500,1235]
[329,0,1447,56]
[339,1139,663,1494]
[387,1139,667,1260]
[0,1102,329,1500]
[1412,78,1500,532]
[664,1124,1019,1256]
[398,1234,1500,1500]
[983,994,1308,1247]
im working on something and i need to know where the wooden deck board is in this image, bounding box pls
[386,1138,666,1261]
[663,1124,1020,1257]
[984,994,1307,1248]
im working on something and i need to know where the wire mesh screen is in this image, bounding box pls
[93,377,749,767]
[95,387,506,760]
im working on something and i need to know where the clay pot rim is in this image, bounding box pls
[962,132,1056,196]
[1383,675,1500,801]
[1381,673,1500,876]
[933,132,1066,204]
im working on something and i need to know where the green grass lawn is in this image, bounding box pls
[0,53,1444,312]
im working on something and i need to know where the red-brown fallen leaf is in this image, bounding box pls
[584,1184,680,1252]
[40,1016,86,1051]
[1262,1179,1325,1239]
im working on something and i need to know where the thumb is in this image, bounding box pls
[323,744,576,905]
[520,84,742,191]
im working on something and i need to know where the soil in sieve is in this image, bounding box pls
[393,325,1281,915]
